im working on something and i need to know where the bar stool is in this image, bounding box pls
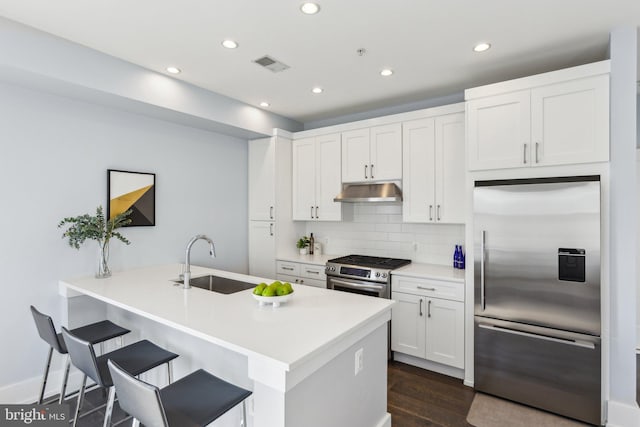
[62,327,179,427]
[30,305,130,404]
[108,359,252,427]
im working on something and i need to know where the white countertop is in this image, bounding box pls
[276,253,337,266]
[391,262,465,283]
[59,264,393,371]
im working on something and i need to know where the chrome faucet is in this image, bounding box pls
[183,234,216,289]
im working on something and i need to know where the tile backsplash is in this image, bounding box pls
[304,203,465,266]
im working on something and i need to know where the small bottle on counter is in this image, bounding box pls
[459,246,465,269]
[453,245,459,269]
[309,233,315,255]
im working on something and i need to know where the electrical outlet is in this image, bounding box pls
[354,348,364,375]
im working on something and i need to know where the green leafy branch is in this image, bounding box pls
[58,205,132,249]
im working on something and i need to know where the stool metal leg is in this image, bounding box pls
[103,386,116,427]
[37,347,54,404]
[58,354,71,404]
[72,374,87,427]
[242,400,247,427]
[167,361,173,384]
[132,419,140,427]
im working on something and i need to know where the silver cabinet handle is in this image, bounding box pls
[523,143,527,164]
[310,206,314,219]
[535,142,540,163]
[417,286,436,291]
[480,230,485,311]
[427,300,432,318]
[282,266,294,271]
[364,164,368,179]
[437,205,441,221]
[315,206,319,219]
[370,164,374,179]
[269,206,274,219]
[306,270,320,274]
[269,223,274,236]
[429,205,433,221]
[478,324,596,349]
[419,299,423,317]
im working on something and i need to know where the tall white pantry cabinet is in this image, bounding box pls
[248,131,301,279]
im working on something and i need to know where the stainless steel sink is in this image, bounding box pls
[173,274,255,294]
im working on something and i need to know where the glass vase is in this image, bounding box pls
[96,241,111,278]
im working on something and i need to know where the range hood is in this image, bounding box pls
[333,183,403,203]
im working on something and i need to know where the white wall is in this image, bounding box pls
[0,81,248,393]
[304,203,464,265]
[608,26,639,424]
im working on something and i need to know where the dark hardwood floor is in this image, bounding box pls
[388,361,475,427]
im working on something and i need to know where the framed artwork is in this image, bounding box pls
[107,169,156,226]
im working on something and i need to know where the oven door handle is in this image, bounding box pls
[329,278,384,292]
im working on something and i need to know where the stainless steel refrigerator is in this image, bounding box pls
[473,176,601,425]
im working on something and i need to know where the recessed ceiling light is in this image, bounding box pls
[300,2,320,14]
[260,102,270,107]
[380,69,394,77]
[312,87,323,94]
[473,42,491,52]
[222,39,238,49]
[166,67,181,74]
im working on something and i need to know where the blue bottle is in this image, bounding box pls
[453,245,460,269]
[459,246,465,269]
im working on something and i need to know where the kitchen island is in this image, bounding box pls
[59,264,393,427]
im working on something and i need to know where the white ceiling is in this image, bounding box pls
[0,1,639,123]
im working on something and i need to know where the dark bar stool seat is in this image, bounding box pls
[62,327,179,427]
[108,359,252,427]
[30,305,130,404]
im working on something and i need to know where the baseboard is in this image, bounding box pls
[0,368,85,404]
[393,353,464,380]
[374,412,391,427]
[463,379,475,388]
[606,399,640,427]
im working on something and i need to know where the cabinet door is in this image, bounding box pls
[248,138,276,220]
[370,123,402,181]
[402,118,435,222]
[248,221,275,279]
[434,113,465,224]
[315,133,342,221]
[341,128,370,183]
[467,91,531,171]
[425,298,464,369]
[391,292,426,358]
[531,75,609,167]
[292,138,317,221]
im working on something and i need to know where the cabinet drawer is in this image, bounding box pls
[299,263,326,280]
[299,277,326,288]
[392,276,464,302]
[276,261,299,276]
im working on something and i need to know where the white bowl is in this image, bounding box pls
[252,292,293,308]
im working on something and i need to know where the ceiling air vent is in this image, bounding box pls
[254,55,290,73]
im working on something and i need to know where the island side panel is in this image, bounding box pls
[284,324,389,427]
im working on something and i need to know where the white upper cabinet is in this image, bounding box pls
[370,124,403,181]
[403,111,465,224]
[466,91,531,171]
[292,133,342,221]
[530,76,609,166]
[466,62,610,171]
[249,137,276,220]
[342,124,402,183]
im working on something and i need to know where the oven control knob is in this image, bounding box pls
[375,272,380,277]
[382,273,387,278]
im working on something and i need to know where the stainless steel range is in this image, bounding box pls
[325,255,411,298]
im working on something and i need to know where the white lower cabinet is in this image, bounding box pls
[276,260,326,288]
[249,221,275,279]
[391,276,464,370]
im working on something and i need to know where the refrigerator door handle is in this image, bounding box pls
[480,230,486,311]
[478,324,596,349]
